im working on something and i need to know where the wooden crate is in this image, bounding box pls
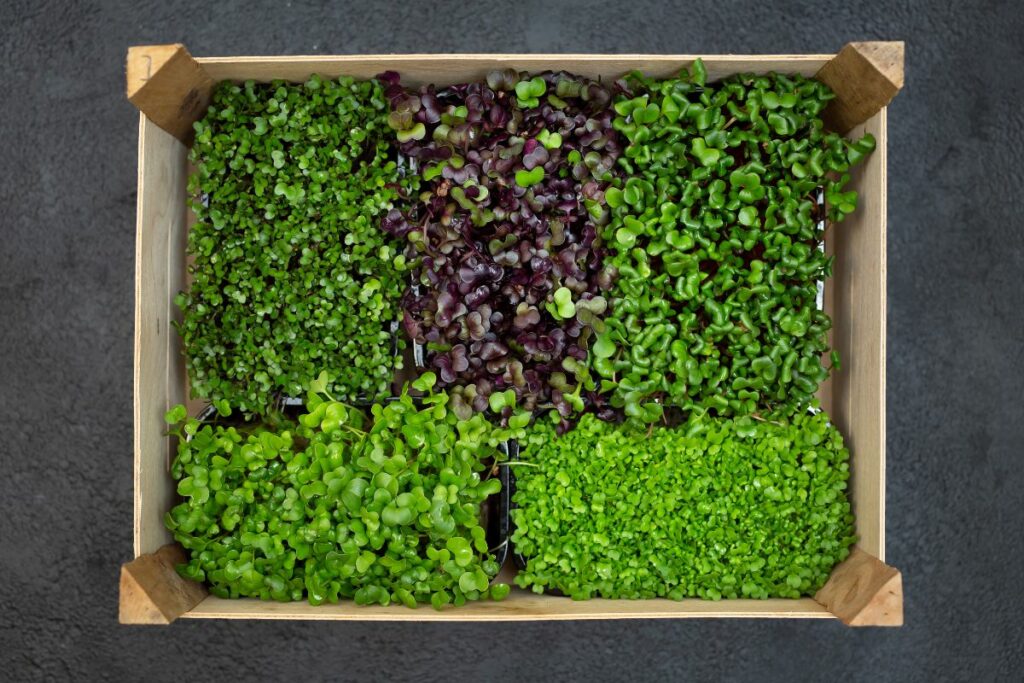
[123,43,904,626]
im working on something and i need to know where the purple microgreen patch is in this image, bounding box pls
[382,70,623,419]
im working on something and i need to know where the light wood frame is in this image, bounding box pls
[125,43,904,625]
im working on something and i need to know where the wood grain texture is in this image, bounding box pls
[184,594,830,621]
[127,44,216,142]
[134,115,188,557]
[814,547,903,626]
[829,110,887,560]
[816,41,904,134]
[120,544,207,625]
[196,54,831,87]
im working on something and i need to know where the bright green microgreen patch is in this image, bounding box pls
[178,75,417,415]
[596,60,875,423]
[511,411,856,600]
[164,373,526,608]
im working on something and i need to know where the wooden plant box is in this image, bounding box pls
[124,43,904,625]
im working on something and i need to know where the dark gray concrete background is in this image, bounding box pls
[2,0,1022,680]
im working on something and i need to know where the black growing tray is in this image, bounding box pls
[489,441,512,569]
[505,439,528,570]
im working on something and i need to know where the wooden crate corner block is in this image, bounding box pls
[816,41,904,133]
[119,544,207,625]
[127,44,215,142]
[814,547,903,627]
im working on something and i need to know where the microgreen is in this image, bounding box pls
[546,287,576,320]
[514,167,545,187]
[511,411,856,600]
[536,129,563,149]
[178,75,417,416]
[165,374,529,608]
[596,61,875,423]
[379,70,622,428]
[514,76,547,107]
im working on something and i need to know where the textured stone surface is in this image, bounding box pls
[1,0,1022,679]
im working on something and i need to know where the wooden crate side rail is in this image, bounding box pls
[120,543,900,625]
[125,42,904,141]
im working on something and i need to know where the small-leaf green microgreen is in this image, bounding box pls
[511,411,856,600]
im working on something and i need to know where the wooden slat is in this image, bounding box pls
[816,42,904,134]
[828,109,887,560]
[120,544,207,624]
[134,114,188,557]
[197,54,832,87]
[185,594,830,621]
[814,547,902,626]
